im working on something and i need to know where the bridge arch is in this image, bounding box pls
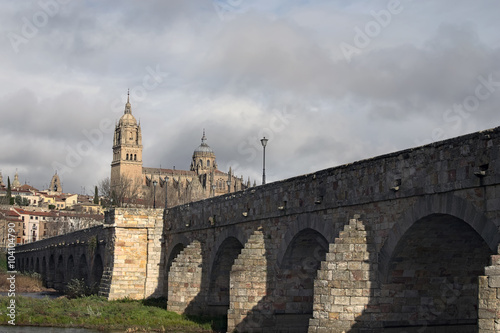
[47,254,55,288]
[379,213,493,329]
[41,257,47,286]
[55,254,65,290]
[207,236,244,315]
[207,226,248,273]
[67,255,75,282]
[164,242,186,298]
[275,227,328,330]
[78,254,88,281]
[276,213,335,268]
[379,193,499,280]
[91,254,104,287]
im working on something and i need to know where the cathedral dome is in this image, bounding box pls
[119,112,137,126]
[193,131,214,155]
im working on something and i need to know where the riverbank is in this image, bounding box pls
[0,295,223,332]
[0,270,54,293]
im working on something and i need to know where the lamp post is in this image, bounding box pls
[212,184,216,197]
[153,180,158,208]
[261,137,268,185]
[227,179,231,193]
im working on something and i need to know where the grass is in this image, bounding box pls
[0,295,223,332]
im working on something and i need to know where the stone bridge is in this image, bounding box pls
[16,127,500,332]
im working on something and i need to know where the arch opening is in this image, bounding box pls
[78,254,88,283]
[164,243,185,299]
[41,257,47,286]
[55,255,64,291]
[207,237,243,316]
[381,214,493,331]
[47,255,55,288]
[91,254,103,292]
[276,228,328,330]
[67,255,75,282]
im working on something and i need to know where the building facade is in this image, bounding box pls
[111,93,249,207]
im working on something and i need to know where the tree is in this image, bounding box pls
[93,186,99,205]
[98,176,141,207]
[14,195,28,206]
[6,176,12,205]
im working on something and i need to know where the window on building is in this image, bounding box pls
[30,216,33,220]
[126,153,129,160]
[134,154,137,161]
[35,216,38,220]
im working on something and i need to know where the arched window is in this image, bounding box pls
[126,154,129,160]
[134,154,137,161]
[207,160,211,167]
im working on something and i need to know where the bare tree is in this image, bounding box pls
[97,177,111,207]
[109,175,142,207]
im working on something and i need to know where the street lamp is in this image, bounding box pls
[261,137,268,185]
[227,179,231,193]
[153,180,158,208]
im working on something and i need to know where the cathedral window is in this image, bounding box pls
[207,160,210,167]
[134,154,137,161]
[126,154,129,160]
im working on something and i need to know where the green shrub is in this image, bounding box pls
[65,278,96,299]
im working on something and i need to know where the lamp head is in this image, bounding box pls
[260,137,268,148]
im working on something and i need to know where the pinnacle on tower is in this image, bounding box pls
[124,89,132,114]
[201,129,207,144]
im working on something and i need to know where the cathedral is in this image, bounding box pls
[110,93,249,208]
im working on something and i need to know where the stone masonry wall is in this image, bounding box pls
[308,216,378,332]
[167,240,203,314]
[228,229,271,332]
[104,208,163,300]
[479,244,500,332]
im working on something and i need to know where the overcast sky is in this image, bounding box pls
[1,0,499,195]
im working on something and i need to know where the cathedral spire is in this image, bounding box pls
[124,89,132,114]
[201,129,207,144]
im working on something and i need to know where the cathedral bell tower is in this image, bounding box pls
[110,91,143,193]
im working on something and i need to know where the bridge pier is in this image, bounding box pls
[228,229,273,332]
[167,240,204,314]
[308,217,378,332]
[478,245,500,333]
